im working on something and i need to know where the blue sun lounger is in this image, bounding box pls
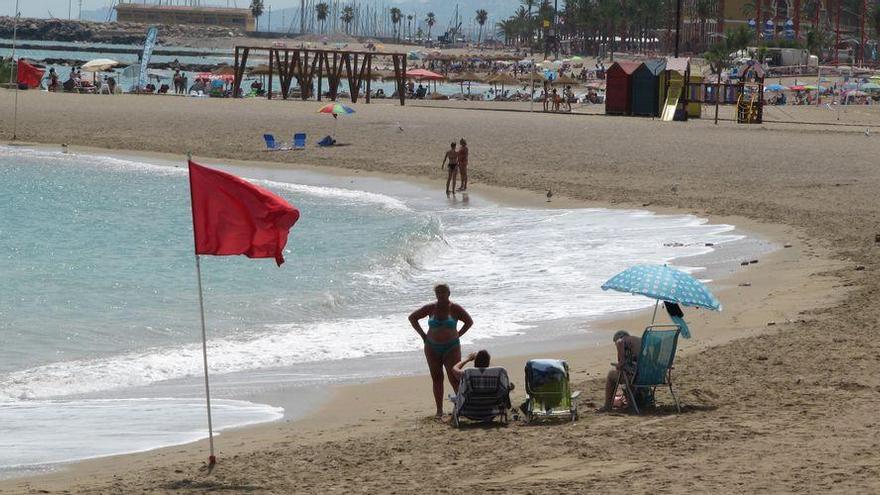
[263,134,288,151]
[614,325,682,414]
[292,133,306,150]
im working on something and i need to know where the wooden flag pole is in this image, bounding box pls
[187,152,216,466]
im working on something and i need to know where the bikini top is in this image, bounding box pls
[428,316,457,329]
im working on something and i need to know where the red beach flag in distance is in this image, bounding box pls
[188,160,300,266]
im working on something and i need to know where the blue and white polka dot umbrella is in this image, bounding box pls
[601,264,722,311]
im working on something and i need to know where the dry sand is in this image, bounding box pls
[2,91,880,493]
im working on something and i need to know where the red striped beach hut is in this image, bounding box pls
[604,61,641,115]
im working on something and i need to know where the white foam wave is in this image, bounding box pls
[0,398,282,469]
[0,146,410,211]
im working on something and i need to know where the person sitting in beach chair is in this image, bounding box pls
[599,330,641,412]
[450,350,513,427]
[601,326,682,414]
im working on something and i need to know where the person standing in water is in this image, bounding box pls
[441,142,459,195]
[409,283,473,419]
[457,138,469,192]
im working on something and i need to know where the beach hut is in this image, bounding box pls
[630,59,665,116]
[605,61,641,115]
[658,57,691,121]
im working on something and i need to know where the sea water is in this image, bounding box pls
[0,146,753,476]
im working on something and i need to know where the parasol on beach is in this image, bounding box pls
[764,83,785,91]
[551,74,581,86]
[81,58,123,72]
[486,72,519,91]
[405,68,445,81]
[601,264,722,338]
[317,103,355,138]
[212,65,237,76]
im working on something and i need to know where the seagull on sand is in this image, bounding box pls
[396,121,404,132]
[546,188,553,202]
[865,128,871,137]
[671,183,680,194]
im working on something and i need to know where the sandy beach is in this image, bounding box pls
[2,90,880,493]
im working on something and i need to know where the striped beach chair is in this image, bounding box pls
[451,367,512,427]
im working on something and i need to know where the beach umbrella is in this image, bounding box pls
[765,83,785,91]
[788,85,806,91]
[81,58,123,72]
[859,82,880,91]
[552,74,581,86]
[317,103,355,138]
[212,65,236,76]
[601,264,722,338]
[406,68,444,81]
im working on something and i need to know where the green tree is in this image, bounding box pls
[316,2,329,33]
[476,9,489,47]
[250,0,264,31]
[390,8,402,41]
[341,6,354,35]
[426,12,436,41]
[407,14,414,40]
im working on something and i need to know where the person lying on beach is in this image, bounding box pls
[598,330,641,412]
[408,283,473,419]
[451,350,515,391]
[441,142,459,195]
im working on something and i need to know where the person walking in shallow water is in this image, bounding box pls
[441,142,459,195]
[457,138,469,192]
[409,283,473,419]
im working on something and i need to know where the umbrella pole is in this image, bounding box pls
[651,299,660,325]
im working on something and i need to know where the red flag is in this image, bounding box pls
[188,160,300,266]
[17,59,44,89]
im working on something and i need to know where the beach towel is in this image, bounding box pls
[664,302,691,338]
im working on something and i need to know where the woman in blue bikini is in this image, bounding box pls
[408,283,473,419]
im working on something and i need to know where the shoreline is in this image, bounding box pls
[0,144,843,491]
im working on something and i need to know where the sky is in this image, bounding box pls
[4,0,521,22]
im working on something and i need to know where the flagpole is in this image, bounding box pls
[187,152,216,466]
[11,1,21,142]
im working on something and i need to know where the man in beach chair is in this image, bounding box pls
[450,351,513,427]
[263,134,288,151]
[603,325,682,414]
[292,133,307,150]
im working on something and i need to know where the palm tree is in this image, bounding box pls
[316,2,329,33]
[341,6,354,35]
[390,7,402,42]
[495,17,517,45]
[522,0,536,46]
[407,14,413,40]
[476,9,489,47]
[695,0,713,51]
[426,12,436,41]
[250,0,264,31]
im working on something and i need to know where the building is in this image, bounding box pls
[679,0,870,51]
[115,2,256,31]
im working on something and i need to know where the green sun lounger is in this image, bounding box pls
[616,325,682,414]
[522,359,580,422]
